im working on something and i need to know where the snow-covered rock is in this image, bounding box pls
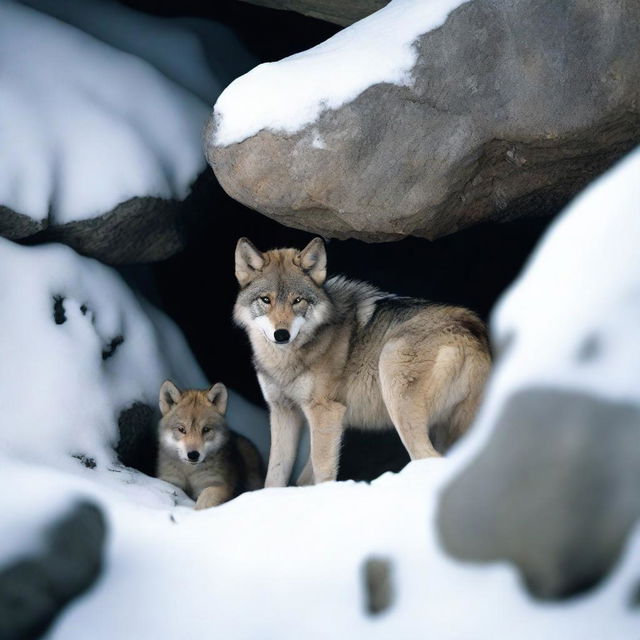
[0,0,256,263]
[437,148,640,599]
[207,0,640,241]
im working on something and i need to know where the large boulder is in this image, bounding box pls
[437,148,640,600]
[0,1,255,264]
[207,0,640,241]
[237,0,389,26]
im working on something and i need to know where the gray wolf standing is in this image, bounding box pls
[157,381,263,508]
[233,237,491,487]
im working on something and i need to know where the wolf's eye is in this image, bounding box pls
[177,426,186,434]
[202,427,211,434]
[293,297,303,305]
[260,296,271,304]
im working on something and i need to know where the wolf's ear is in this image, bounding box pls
[159,380,182,415]
[235,237,265,287]
[206,382,228,414]
[297,237,326,286]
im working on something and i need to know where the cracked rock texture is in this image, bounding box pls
[208,0,640,242]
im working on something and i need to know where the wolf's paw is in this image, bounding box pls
[194,486,230,510]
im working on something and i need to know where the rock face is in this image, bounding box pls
[0,501,106,640]
[208,0,640,242]
[25,172,216,265]
[436,148,640,600]
[238,0,389,26]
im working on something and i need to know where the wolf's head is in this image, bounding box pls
[158,381,229,464]
[233,237,332,346]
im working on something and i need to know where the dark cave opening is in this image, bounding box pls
[115,0,556,480]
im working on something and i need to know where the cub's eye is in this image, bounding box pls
[293,297,303,305]
[202,427,211,434]
[177,426,186,434]
[260,296,271,304]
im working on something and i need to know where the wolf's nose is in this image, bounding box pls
[187,451,200,462]
[274,329,290,343]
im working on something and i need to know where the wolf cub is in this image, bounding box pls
[157,380,263,509]
[234,237,492,487]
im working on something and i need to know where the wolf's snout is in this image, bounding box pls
[274,329,290,344]
[187,450,200,462]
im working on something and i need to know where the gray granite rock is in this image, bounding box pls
[208,0,640,241]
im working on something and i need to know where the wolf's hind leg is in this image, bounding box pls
[379,340,462,459]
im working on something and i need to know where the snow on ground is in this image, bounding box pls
[212,0,470,146]
[0,0,254,225]
[3,154,640,638]
[5,456,636,640]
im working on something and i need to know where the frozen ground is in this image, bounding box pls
[212,0,470,146]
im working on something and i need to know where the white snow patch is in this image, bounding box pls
[212,0,469,147]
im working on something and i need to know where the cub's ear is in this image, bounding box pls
[235,237,265,287]
[296,237,326,286]
[159,380,182,415]
[206,382,228,414]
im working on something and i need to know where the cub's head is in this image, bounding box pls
[233,236,331,346]
[158,381,229,464]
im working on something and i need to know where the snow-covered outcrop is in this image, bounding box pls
[438,148,640,599]
[3,150,640,637]
[207,0,640,241]
[0,0,256,263]
[0,238,269,480]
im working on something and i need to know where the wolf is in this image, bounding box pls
[233,237,492,488]
[157,380,263,509]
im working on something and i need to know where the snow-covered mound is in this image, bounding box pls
[437,148,640,599]
[212,0,469,146]
[0,1,208,225]
[0,238,268,480]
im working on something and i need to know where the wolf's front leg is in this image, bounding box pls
[303,401,346,483]
[194,484,233,510]
[265,402,304,488]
